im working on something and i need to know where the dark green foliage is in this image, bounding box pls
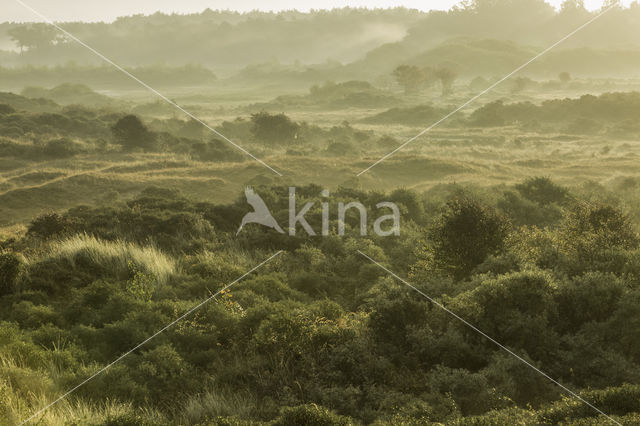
[250,112,299,145]
[102,412,163,426]
[563,203,639,250]
[469,92,640,133]
[190,138,245,162]
[4,181,640,424]
[0,252,21,296]
[425,195,510,280]
[272,404,352,425]
[515,177,569,206]
[0,100,111,143]
[0,104,15,115]
[497,191,563,227]
[555,272,625,333]
[42,137,83,158]
[112,115,158,151]
[542,384,640,423]
[369,293,431,361]
[27,212,74,239]
[63,188,216,253]
[456,271,559,361]
[470,100,506,127]
[497,177,568,227]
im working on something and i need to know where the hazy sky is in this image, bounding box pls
[2,0,633,23]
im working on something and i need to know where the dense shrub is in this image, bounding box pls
[27,212,74,239]
[272,404,352,426]
[190,138,245,162]
[112,115,158,151]
[0,104,15,115]
[3,181,640,424]
[42,137,83,158]
[250,112,299,145]
[0,252,22,296]
[515,176,569,206]
[422,195,510,279]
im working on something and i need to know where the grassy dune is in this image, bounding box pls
[2,123,639,231]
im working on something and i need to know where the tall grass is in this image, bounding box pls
[45,234,176,285]
[1,352,167,425]
[179,389,256,423]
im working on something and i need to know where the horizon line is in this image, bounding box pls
[1,2,630,25]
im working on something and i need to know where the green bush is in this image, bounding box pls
[250,112,299,145]
[111,115,158,151]
[514,177,568,206]
[0,252,22,296]
[272,404,352,426]
[42,137,83,158]
[27,212,74,239]
[421,195,510,280]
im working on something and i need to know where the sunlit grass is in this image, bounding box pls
[43,234,176,285]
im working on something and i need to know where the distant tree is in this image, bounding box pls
[558,72,572,83]
[111,115,157,151]
[601,0,623,10]
[469,76,490,92]
[560,0,587,13]
[558,1,591,27]
[393,65,431,94]
[510,77,534,94]
[435,66,458,96]
[250,112,299,145]
[8,24,59,53]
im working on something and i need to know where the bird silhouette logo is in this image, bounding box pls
[237,187,285,235]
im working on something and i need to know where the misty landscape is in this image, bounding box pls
[2,1,640,424]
